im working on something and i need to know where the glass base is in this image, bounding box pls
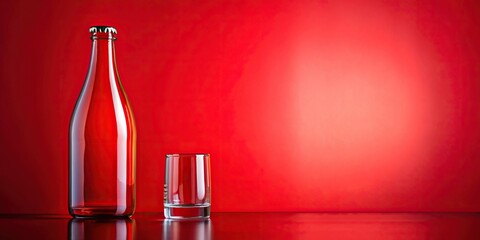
[70,206,133,218]
[164,205,210,219]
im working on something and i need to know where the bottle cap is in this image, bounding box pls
[89,26,117,34]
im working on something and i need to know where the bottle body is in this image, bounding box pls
[69,27,136,217]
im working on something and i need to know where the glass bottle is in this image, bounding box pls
[69,26,136,217]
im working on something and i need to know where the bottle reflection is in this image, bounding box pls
[163,219,212,240]
[69,218,135,240]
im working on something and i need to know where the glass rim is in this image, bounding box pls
[166,153,210,158]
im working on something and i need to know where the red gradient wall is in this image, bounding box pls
[0,0,479,214]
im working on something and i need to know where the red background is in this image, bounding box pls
[0,0,479,214]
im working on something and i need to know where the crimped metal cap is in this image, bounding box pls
[89,26,117,34]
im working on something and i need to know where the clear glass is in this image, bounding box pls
[69,26,136,217]
[164,154,211,219]
[69,218,135,240]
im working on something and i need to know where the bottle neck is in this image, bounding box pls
[88,37,118,79]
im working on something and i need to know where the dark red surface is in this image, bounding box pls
[1,213,480,239]
[1,0,480,214]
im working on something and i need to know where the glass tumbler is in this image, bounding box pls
[164,154,211,219]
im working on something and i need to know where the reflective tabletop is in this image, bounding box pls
[1,213,480,239]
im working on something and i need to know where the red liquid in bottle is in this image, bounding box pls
[69,26,136,217]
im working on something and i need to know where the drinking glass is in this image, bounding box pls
[164,154,211,219]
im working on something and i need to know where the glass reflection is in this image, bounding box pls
[68,218,135,240]
[163,219,212,240]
